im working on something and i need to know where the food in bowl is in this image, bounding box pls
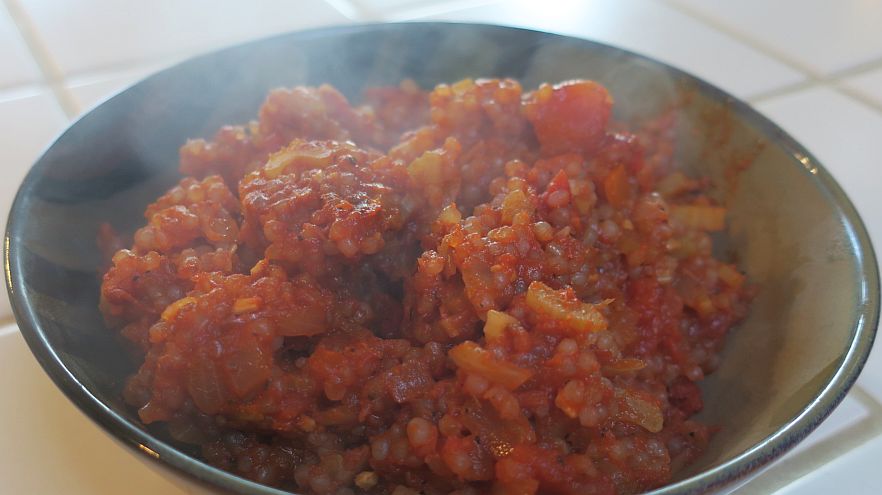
[99,78,751,495]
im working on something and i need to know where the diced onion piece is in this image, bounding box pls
[449,341,532,390]
[276,299,328,336]
[186,356,226,414]
[296,415,317,432]
[603,358,646,374]
[483,310,519,343]
[502,189,533,224]
[276,309,326,337]
[452,78,476,94]
[223,337,271,398]
[408,149,445,183]
[656,171,698,197]
[355,472,379,490]
[264,141,334,178]
[603,165,631,209]
[264,150,296,179]
[718,263,746,288]
[233,297,262,315]
[525,281,606,333]
[670,205,726,231]
[554,380,586,418]
[438,203,463,225]
[618,389,664,433]
[161,296,196,321]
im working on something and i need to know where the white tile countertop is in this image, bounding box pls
[1,0,881,493]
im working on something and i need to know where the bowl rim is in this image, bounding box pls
[5,21,880,495]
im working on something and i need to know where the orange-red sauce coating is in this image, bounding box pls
[100,78,750,495]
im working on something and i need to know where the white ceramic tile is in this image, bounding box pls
[736,394,874,494]
[0,89,68,321]
[0,328,196,494]
[754,87,882,266]
[0,3,42,89]
[418,0,805,99]
[858,343,882,405]
[772,430,882,495]
[354,0,433,10]
[669,0,882,76]
[755,87,882,404]
[840,67,882,109]
[66,62,173,115]
[17,0,352,76]
[788,394,871,457]
[320,0,362,19]
[352,0,495,19]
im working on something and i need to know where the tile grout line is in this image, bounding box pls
[661,0,823,80]
[737,383,882,494]
[0,50,183,101]
[652,2,882,475]
[2,0,78,118]
[739,387,882,494]
[747,76,882,118]
[653,0,829,108]
[371,0,504,22]
[322,0,367,20]
[0,322,18,338]
[850,385,882,416]
[830,82,882,116]
[746,79,821,105]
[826,55,882,81]
[662,0,882,117]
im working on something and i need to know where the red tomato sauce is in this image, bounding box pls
[100,78,751,495]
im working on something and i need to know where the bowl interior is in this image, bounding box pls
[7,22,878,494]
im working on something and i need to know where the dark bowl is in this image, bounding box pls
[5,22,879,495]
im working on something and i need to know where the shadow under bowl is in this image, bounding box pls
[5,22,879,495]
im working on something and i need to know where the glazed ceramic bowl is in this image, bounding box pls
[6,22,879,495]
